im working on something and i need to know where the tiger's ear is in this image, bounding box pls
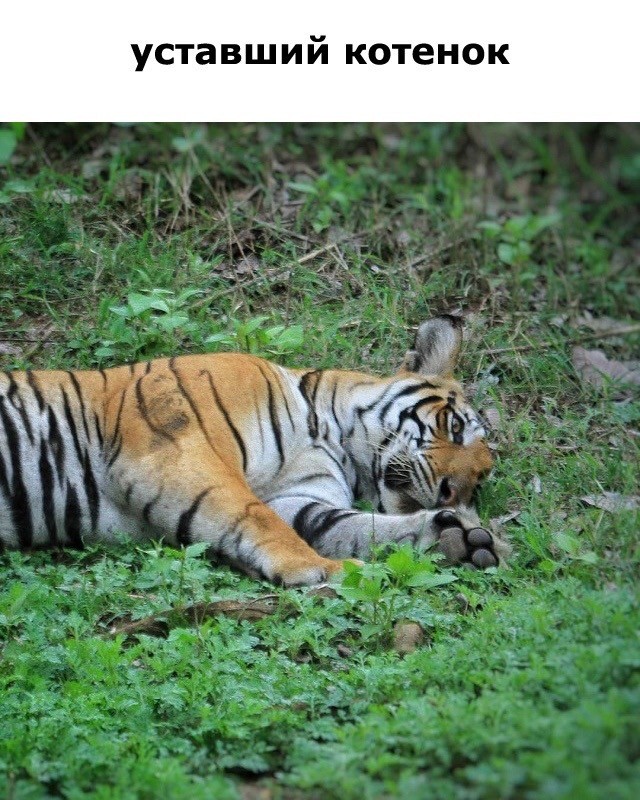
[401,315,463,378]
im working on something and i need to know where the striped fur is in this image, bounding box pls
[0,315,507,585]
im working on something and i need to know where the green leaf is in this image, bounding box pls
[407,572,457,589]
[553,531,580,556]
[288,181,317,194]
[477,220,502,237]
[9,122,27,140]
[0,130,17,165]
[184,542,209,559]
[3,178,34,194]
[497,242,516,265]
[204,332,235,346]
[127,293,171,316]
[269,325,304,352]
[156,312,189,331]
[385,548,417,579]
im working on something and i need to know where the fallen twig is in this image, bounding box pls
[483,324,640,356]
[105,595,283,639]
[193,223,387,310]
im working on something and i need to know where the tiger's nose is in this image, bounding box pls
[437,475,479,506]
[437,477,458,506]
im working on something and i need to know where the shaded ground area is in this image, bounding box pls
[0,123,639,799]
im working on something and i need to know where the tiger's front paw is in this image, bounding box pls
[431,510,499,569]
[270,556,349,587]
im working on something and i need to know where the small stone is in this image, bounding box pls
[393,621,425,655]
[307,585,339,599]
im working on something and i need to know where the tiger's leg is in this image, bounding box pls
[268,496,509,568]
[110,453,350,587]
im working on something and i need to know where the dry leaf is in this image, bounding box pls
[529,475,542,494]
[234,254,260,275]
[575,312,634,336]
[0,342,23,357]
[572,347,640,391]
[483,407,501,430]
[392,621,424,655]
[239,784,272,800]
[43,188,84,204]
[107,596,281,639]
[581,492,640,513]
[81,158,106,179]
[489,510,521,537]
[307,585,339,600]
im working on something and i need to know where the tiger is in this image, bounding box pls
[0,314,508,586]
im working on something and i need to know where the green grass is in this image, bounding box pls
[1,123,639,799]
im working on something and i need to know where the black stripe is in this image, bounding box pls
[111,388,127,448]
[271,369,296,431]
[176,487,212,545]
[202,370,247,472]
[135,377,175,443]
[217,526,244,560]
[253,390,266,450]
[4,371,34,445]
[47,406,66,484]
[94,412,104,448]
[99,369,108,389]
[312,441,344,474]
[417,458,435,489]
[142,490,162,523]
[330,380,341,429]
[61,386,84,463]
[168,360,215,448]
[82,451,100,532]
[396,396,444,439]
[222,503,263,561]
[39,437,58,546]
[0,445,10,497]
[64,480,83,548]
[371,452,379,485]
[298,471,338,482]
[26,370,45,413]
[0,396,33,547]
[258,365,284,468]
[298,371,321,438]
[124,483,134,506]
[378,382,440,424]
[292,501,357,545]
[67,371,91,442]
[107,435,123,468]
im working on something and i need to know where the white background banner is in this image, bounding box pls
[1,0,637,120]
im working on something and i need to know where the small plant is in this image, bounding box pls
[337,545,457,647]
[478,212,560,289]
[205,315,304,357]
[96,287,201,361]
[288,161,377,233]
[133,540,212,607]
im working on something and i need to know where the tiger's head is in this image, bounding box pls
[375,315,494,514]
